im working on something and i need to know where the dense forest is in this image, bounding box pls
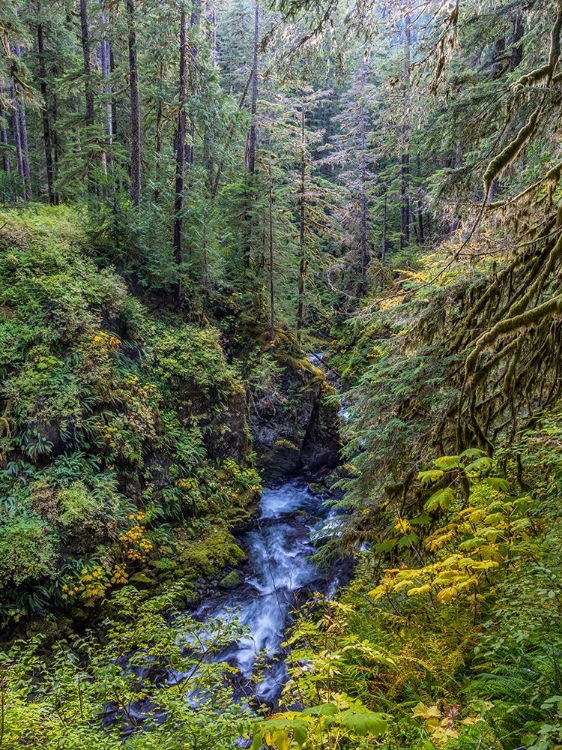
[1,0,562,747]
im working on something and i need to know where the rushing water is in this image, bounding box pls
[193,478,346,706]
[103,356,347,732]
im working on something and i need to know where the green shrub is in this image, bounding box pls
[0,510,57,586]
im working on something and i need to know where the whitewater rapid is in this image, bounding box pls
[193,478,344,704]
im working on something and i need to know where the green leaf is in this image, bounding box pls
[301,703,338,717]
[271,728,291,750]
[418,469,444,486]
[464,457,493,473]
[458,537,486,552]
[375,539,398,553]
[425,488,455,511]
[251,728,266,750]
[484,477,509,492]
[292,722,308,746]
[460,448,486,458]
[339,709,390,736]
[434,456,461,470]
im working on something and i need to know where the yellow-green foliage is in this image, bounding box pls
[0,206,259,625]
[0,586,252,749]
[282,421,562,750]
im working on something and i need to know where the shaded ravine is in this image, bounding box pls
[192,478,348,707]
[102,357,348,734]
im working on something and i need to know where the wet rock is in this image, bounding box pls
[250,357,341,483]
[219,570,243,589]
[308,482,326,496]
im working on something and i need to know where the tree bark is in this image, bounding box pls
[10,77,24,192]
[297,104,307,339]
[100,10,113,177]
[12,45,31,199]
[37,9,57,204]
[400,14,411,250]
[127,0,141,205]
[381,188,387,266]
[246,0,259,176]
[173,7,188,310]
[0,79,10,174]
[153,60,164,202]
[0,112,9,173]
[8,42,30,200]
[109,38,118,140]
[268,167,275,340]
[79,0,94,124]
[359,50,368,286]
[242,0,259,271]
[416,152,424,244]
[187,0,201,167]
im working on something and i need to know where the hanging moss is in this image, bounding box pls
[466,292,562,375]
[483,106,541,198]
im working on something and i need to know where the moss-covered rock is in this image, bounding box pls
[249,354,341,483]
[219,570,243,589]
[169,526,247,581]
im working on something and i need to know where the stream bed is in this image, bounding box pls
[192,478,348,707]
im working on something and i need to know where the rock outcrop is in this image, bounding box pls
[249,357,341,483]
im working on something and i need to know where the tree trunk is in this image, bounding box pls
[243,0,259,271]
[79,0,94,124]
[173,7,188,310]
[246,0,259,176]
[100,10,113,176]
[416,153,424,244]
[0,80,10,174]
[359,50,368,286]
[8,59,26,199]
[37,10,57,204]
[0,113,9,173]
[10,77,24,193]
[109,39,118,140]
[297,104,307,340]
[153,60,163,202]
[127,0,141,205]
[400,15,411,250]
[268,167,275,340]
[12,45,31,199]
[53,91,61,184]
[187,0,201,167]
[381,189,387,266]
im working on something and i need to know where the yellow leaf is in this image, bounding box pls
[436,586,458,604]
[407,584,432,596]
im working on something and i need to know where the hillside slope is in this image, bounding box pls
[0,206,261,626]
